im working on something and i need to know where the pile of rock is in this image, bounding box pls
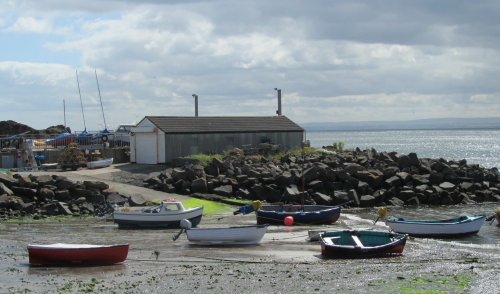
[143,148,500,207]
[58,143,87,170]
[0,173,148,217]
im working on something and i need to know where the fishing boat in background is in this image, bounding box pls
[385,215,486,237]
[113,198,203,229]
[319,230,407,258]
[256,204,341,225]
[27,243,129,266]
[87,157,113,169]
[175,219,268,245]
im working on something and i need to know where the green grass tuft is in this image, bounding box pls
[184,153,223,167]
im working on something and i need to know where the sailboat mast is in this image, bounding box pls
[63,99,66,128]
[95,69,107,130]
[76,70,87,131]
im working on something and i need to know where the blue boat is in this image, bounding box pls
[256,204,341,225]
[46,132,74,147]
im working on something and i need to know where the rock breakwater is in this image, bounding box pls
[144,148,500,207]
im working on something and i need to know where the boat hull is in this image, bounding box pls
[320,230,407,258]
[186,225,268,245]
[27,243,129,266]
[113,206,203,229]
[256,205,341,225]
[385,215,486,237]
[87,158,113,169]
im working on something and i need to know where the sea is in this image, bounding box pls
[306,129,500,169]
[307,128,500,248]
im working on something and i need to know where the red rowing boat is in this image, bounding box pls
[27,243,129,266]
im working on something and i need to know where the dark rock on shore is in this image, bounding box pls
[142,148,500,208]
[0,174,153,218]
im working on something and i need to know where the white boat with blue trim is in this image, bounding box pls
[113,198,203,229]
[385,215,485,237]
[87,157,113,169]
[174,219,268,245]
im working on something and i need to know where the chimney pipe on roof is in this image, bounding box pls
[274,88,282,115]
[192,94,198,117]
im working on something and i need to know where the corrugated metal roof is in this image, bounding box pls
[145,116,304,134]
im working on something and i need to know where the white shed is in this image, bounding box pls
[130,119,165,164]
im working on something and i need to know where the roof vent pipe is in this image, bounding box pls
[192,94,198,117]
[274,88,282,115]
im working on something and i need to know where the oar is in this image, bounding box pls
[172,229,185,241]
[374,207,388,225]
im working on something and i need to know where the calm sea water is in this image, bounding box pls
[306,129,500,169]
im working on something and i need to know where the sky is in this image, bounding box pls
[1,0,500,132]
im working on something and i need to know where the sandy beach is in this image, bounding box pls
[1,164,499,293]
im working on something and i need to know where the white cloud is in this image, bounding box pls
[5,17,53,33]
[469,94,499,104]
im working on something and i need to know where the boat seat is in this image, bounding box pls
[351,235,364,247]
[323,236,340,245]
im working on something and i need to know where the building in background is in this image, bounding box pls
[130,116,304,164]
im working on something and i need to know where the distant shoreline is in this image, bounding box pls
[305,127,500,132]
[301,117,500,132]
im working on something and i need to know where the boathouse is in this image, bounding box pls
[130,116,304,164]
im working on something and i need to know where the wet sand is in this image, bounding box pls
[1,165,499,293]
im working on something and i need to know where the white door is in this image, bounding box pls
[135,133,157,164]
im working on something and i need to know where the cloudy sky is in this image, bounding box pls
[1,0,499,131]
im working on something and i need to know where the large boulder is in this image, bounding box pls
[129,193,147,206]
[213,185,233,197]
[385,176,402,188]
[388,197,404,206]
[11,187,37,200]
[106,193,128,205]
[302,166,320,183]
[312,192,332,205]
[408,153,420,166]
[0,173,16,186]
[31,174,55,186]
[0,182,13,196]
[397,190,416,201]
[360,195,376,207]
[55,178,77,190]
[331,191,350,205]
[439,182,456,192]
[282,185,300,203]
[343,163,364,174]
[191,178,208,194]
[38,187,55,201]
[0,194,25,210]
[172,168,188,181]
[355,170,384,188]
[54,189,72,202]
